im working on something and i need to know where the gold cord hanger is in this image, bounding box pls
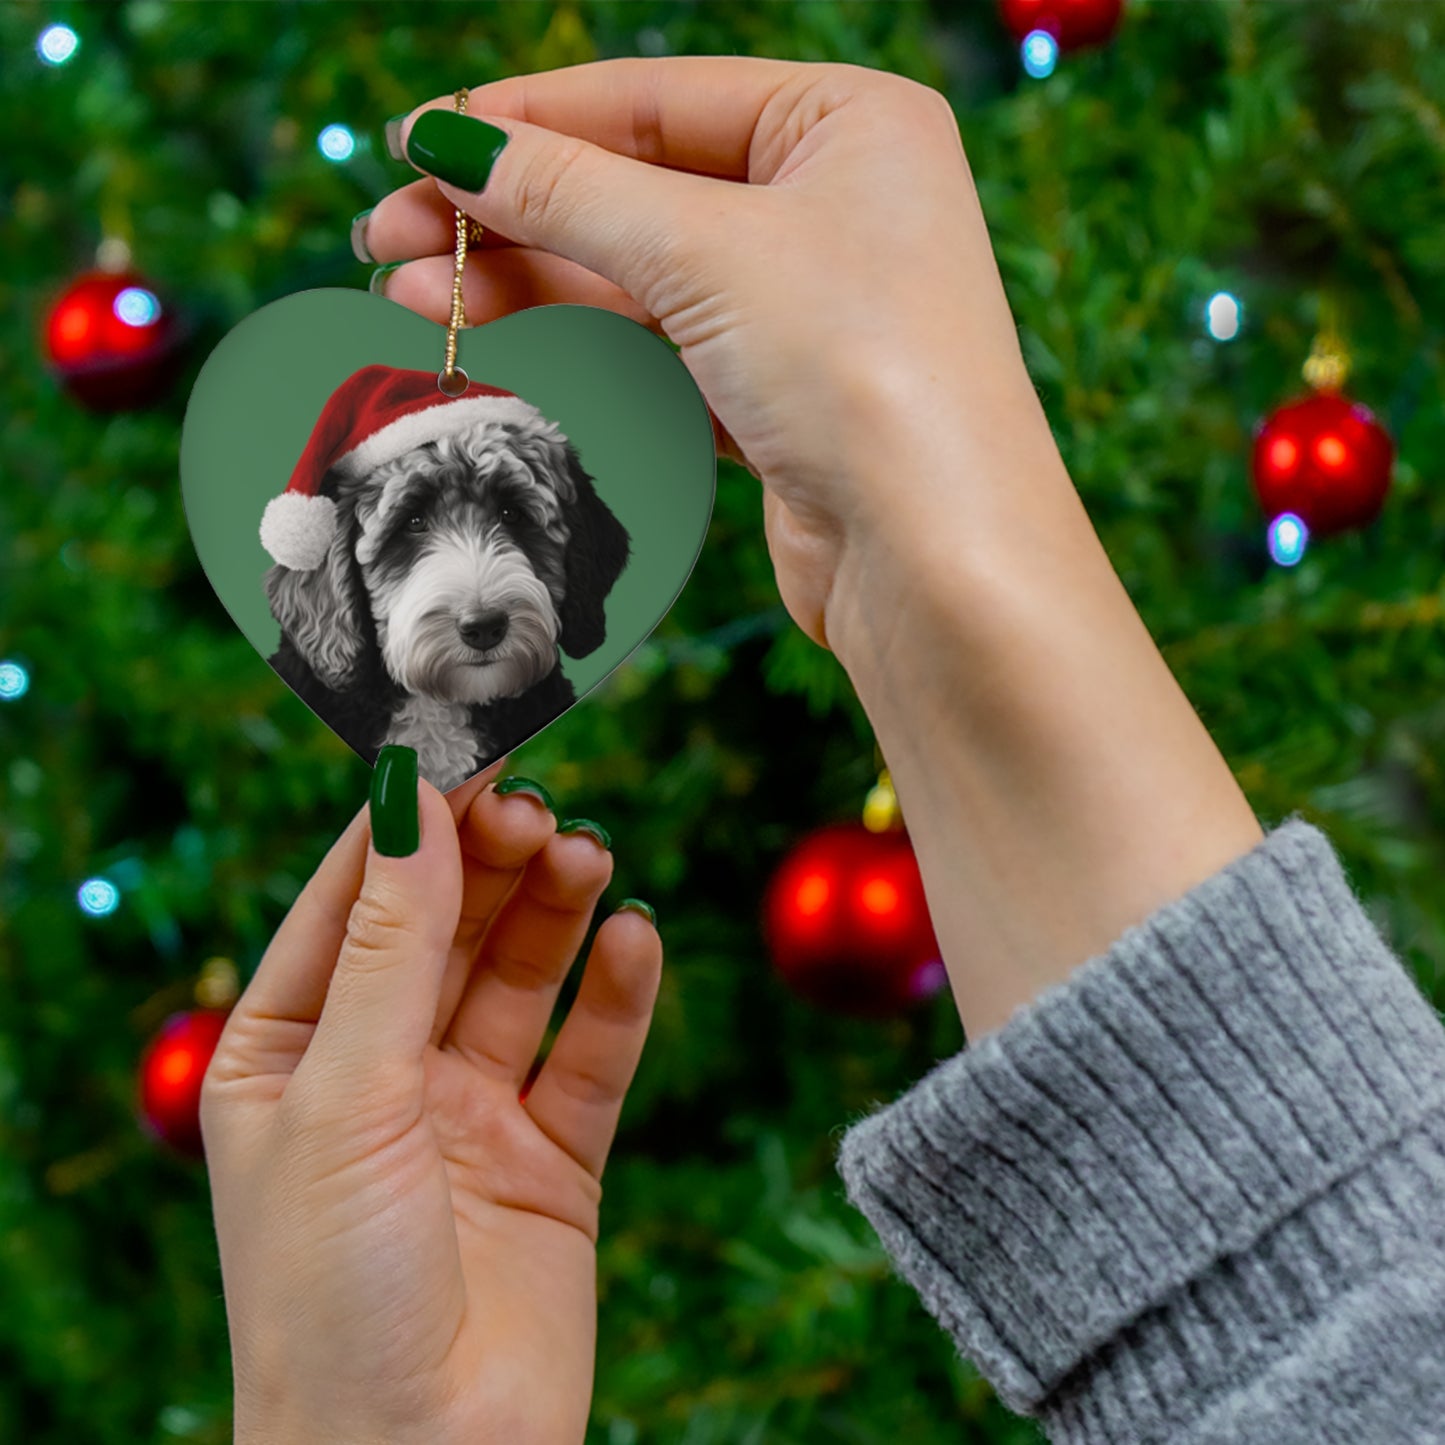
[439,88,479,396]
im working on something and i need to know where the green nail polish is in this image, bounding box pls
[371,746,419,857]
[617,898,656,926]
[559,818,612,851]
[350,208,375,264]
[384,113,409,162]
[369,261,403,297]
[405,110,509,192]
[494,775,555,812]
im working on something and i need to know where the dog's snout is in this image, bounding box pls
[458,609,510,652]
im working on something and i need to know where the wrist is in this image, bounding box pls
[823,369,1079,683]
[823,407,1262,1039]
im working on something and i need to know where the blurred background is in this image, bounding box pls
[2,2,1443,1442]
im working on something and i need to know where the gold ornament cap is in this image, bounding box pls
[1303,297,1350,392]
[863,768,902,833]
[194,956,240,1010]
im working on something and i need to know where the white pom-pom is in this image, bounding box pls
[259,492,338,571]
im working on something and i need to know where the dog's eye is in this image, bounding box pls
[499,505,517,523]
[405,514,427,533]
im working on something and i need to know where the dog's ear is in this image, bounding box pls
[558,444,631,659]
[264,482,366,689]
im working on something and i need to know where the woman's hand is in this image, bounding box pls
[362,58,1263,1041]
[362,57,1059,655]
[202,757,661,1445]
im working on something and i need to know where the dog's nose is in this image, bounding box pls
[458,609,510,652]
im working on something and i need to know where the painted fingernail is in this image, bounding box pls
[558,818,612,851]
[617,898,656,926]
[371,746,419,857]
[494,775,555,812]
[384,113,409,161]
[369,261,404,297]
[405,110,509,192]
[350,208,375,264]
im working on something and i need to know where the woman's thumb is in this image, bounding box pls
[395,106,720,307]
[304,748,463,1086]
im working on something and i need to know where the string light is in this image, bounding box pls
[1267,512,1309,567]
[317,124,356,162]
[1205,291,1242,341]
[77,878,121,917]
[1022,30,1058,77]
[113,286,162,328]
[1021,30,1060,78]
[37,24,79,66]
[0,660,29,701]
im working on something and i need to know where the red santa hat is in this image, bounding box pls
[259,364,552,570]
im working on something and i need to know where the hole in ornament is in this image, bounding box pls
[437,366,469,397]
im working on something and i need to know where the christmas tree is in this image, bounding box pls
[2,3,1442,1442]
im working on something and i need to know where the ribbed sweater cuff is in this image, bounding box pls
[836,817,1445,1431]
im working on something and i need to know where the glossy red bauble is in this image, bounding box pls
[1251,392,1394,537]
[763,823,945,1017]
[44,270,184,410]
[998,0,1125,49]
[137,1009,230,1157]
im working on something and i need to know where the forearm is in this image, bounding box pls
[826,381,1262,1040]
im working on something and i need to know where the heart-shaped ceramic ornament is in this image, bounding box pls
[181,289,716,792]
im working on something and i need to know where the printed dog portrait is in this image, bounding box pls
[257,367,630,790]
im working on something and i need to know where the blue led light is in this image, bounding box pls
[114,286,161,328]
[78,877,121,917]
[38,24,79,66]
[318,124,356,162]
[1267,512,1309,567]
[0,661,29,700]
[1022,29,1059,79]
[1205,291,1242,342]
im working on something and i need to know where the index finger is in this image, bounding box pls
[416,55,812,182]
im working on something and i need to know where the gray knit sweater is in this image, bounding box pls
[836,817,1445,1443]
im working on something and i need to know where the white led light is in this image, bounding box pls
[114,287,161,327]
[318,124,356,162]
[38,24,79,66]
[1205,291,1242,342]
[1267,512,1308,567]
[1022,30,1059,79]
[0,660,29,700]
[78,877,121,917]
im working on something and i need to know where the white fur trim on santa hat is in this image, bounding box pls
[338,393,556,478]
[260,491,338,570]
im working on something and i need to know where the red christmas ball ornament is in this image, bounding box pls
[44,269,184,410]
[137,1009,230,1157]
[763,822,945,1017]
[998,0,1124,50]
[1251,392,1394,538]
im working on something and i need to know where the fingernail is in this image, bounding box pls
[617,898,656,926]
[371,746,419,857]
[384,113,409,162]
[558,818,612,851]
[405,110,509,192]
[350,208,375,264]
[369,261,403,297]
[494,775,555,812]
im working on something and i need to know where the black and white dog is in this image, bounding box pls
[264,419,630,790]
